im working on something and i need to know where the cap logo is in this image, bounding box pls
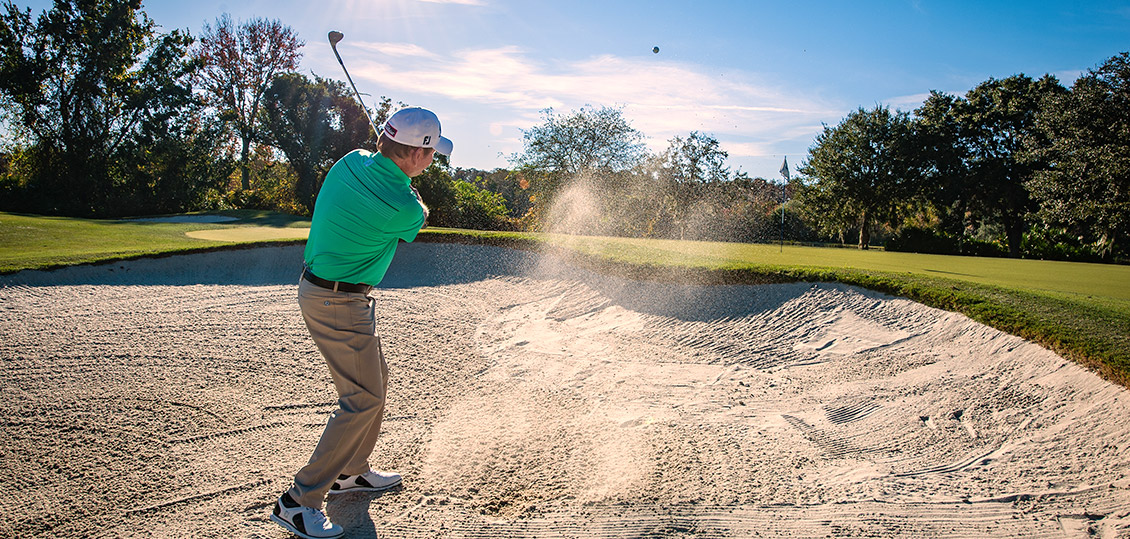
[423,135,432,145]
[385,124,398,137]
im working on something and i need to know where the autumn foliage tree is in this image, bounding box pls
[195,14,302,191]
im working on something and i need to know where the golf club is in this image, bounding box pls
[328,31,380,135]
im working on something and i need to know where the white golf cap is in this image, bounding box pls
[382,107,453,156]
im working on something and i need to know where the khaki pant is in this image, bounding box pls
[289,278,389,509]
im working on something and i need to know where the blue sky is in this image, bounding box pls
[16,0,1130,179]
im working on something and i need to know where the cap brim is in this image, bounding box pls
[436,136,453,156]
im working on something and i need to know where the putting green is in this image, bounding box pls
[186,227,309,242]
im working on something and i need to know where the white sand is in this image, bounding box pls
[1,243,1128,538]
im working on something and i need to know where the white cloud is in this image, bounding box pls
[880,92,932,112]
[360,46,832,121]
[353,42,439,59]
[1052,69,1084,86]
[720,141,777,159]
[416,0,486,5]
[345,42,843,173]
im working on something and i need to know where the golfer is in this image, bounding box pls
[271,107,452,539]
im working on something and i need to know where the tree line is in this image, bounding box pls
[803,63,1129,262]
[0,0,376,217]
[1,1,1126,263]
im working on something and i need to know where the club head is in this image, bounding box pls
[328,31,344,46]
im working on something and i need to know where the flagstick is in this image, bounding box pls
[780,156,790,253]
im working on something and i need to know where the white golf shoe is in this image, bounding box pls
[328,469,402,495]
[270,492,343,539]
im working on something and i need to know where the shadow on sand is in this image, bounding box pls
[322,487,407,539]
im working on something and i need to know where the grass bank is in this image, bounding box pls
[3,212,1128,387]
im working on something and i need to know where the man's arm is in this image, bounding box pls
[410,186,429,228]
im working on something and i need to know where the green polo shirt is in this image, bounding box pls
[304,150,426,285]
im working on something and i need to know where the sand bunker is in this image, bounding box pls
[1,243,1128,538]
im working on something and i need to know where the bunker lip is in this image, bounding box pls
[2,242,1129,537]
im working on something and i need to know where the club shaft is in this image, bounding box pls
[330,43,380,135]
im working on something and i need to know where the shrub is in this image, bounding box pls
[1021,225,1098,262]
[451,179,511,230]
[886,226,961,254]
[887,226,1008,258]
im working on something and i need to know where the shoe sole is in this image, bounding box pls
[327,477,402,495]
[270,514,344,539]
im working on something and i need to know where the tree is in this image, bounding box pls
[798,106,919,249]
[913,91,973,239]
[796,173,860,245]
[655,131,731,239]
[959,74,1065,257]
[117,111,232,215]
[730,173,805,244]
[511,105,646,179]
[509,105,646,232]
[660,131,730,185]
[1029,52,1130,260]
[910,76,1066,257]
[196,14,302,191]
[0,0,224,216]
[258,73,378,212]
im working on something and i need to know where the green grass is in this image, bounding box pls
[3,212,1128,387]
[0,210,309,273]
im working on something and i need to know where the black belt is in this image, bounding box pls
[302,268,372,294]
